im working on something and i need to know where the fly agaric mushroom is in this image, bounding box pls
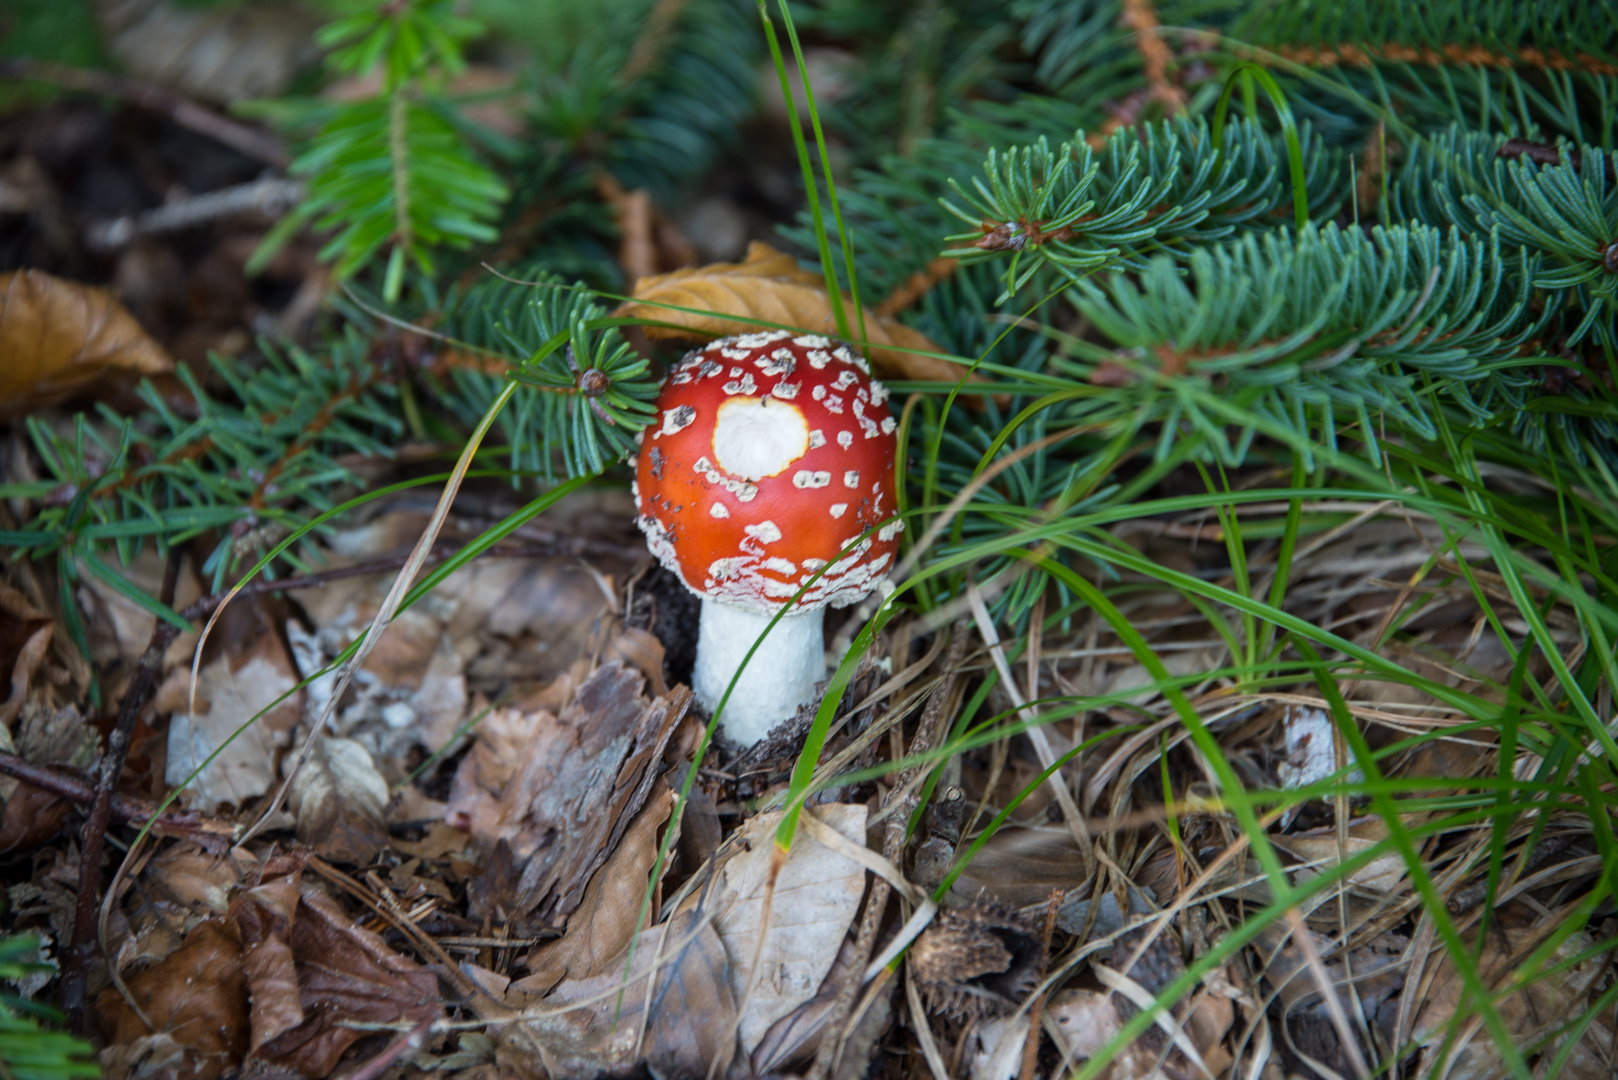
[634,330,903,745]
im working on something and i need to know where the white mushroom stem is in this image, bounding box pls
[692,599,825,746]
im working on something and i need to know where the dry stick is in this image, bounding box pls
[63,549,182,1032]
[0,59,289,168]
[808,625,970,1080]
[335,1016,436,1080]
[874,258,959,318]
[0,753,233,842]
[87,177,306,252]
[1017,890,1062,1080]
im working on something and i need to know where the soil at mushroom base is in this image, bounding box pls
[633,330,903,746]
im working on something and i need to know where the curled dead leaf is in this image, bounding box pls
[286,736,390,865]
[615,242,974,386]
[502,906,737,1080]
[143,841,244,914]
[97,919,250,1080]
[231,877,304,1053]
[227,856,443,1077]
[0,269,171,416]
[708,804,868,1054]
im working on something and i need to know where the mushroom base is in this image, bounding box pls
[693,599,825,747]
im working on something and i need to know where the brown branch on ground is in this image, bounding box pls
[336,1016,437,1080]
[63,549,183,1032]
[0,753,235,843]
[593,173,695,286]
[1017,890,1062,1080]
[1497,138,1618,182]
[596,174,658,285]
[0,59,289,168]
[1121,0,1186,111]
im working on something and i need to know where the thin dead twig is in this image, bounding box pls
[1018,890,1062,1080]
[87,178,305,252]
[336,1016,436,1080]
[874,258,958,318]
[0,753,234,843]
[0,59,289,168]
[63,549,181,1033]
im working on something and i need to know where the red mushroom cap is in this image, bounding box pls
[634,330,903,614]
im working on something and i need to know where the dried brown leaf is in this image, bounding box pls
[0,781,74,854]
[708,804,868,1054]
[502,906,737,1080]
[0,269,171,415]
[97,919,250,1080]
[229,857,443,1077]
[1,623,51,728]
[948,826,1093,907]
[161,602,302,811]
[615,241,972,385]
[1273,818,1407,894]
[144,842,244,914]
[749,935,862,1075]
[286,736,390,864]
[231,877,304,1053]
[391,821,472,861]
[1041,978,1236,1080]
[1412,921,1605,1080]
[521,785,675,995]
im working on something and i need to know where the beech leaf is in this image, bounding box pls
[229,856,443,1077]
[504,906,738,1080]
[96,919,250,1080]
[286,736,391,865]
[0,269,171,415]
[615,242,976,386]
[709,804,868,1054]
